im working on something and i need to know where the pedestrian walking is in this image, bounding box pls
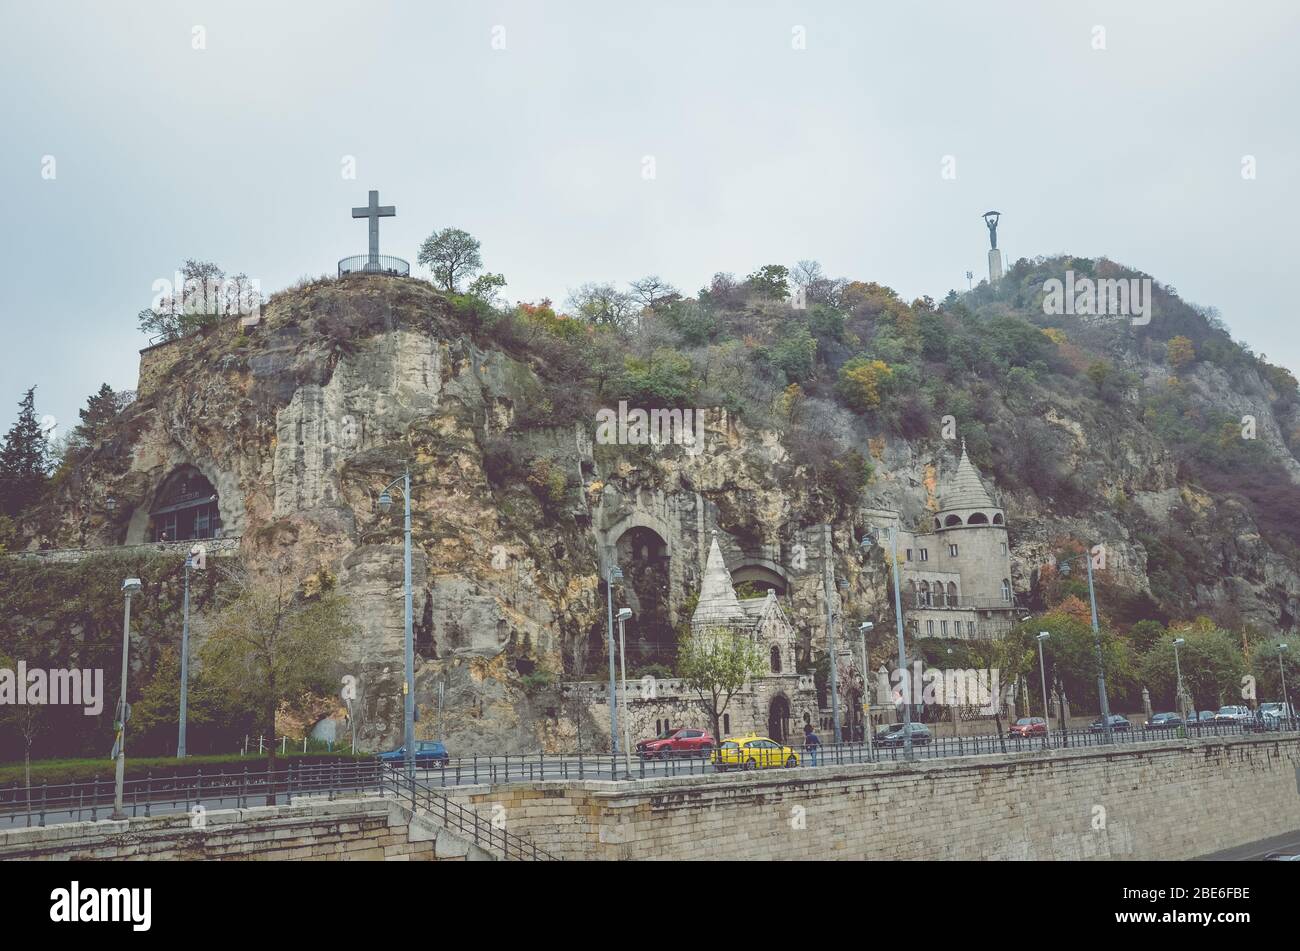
[803,723,821,766]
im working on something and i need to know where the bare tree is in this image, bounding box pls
[566,282,639,330]
[628,275,680,312]
[200,560,357,795]
[791,259,824,292]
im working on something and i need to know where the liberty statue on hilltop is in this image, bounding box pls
[982,210,1001,250]
[982,211,1003,282]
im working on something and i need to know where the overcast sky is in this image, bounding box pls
[3,0,1298,436]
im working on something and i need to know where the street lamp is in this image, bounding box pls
[1059,550,1114,742]
[376,470,415,777]
[604,562,623,754]
[1172,637,1188,724]
[859,621,874,754]
[177,545,205,758]
[1035,632,1051,747]
[824,572,843,745]
[617,607,633,779]
[1279,644,1291,729]
[861,527,912,759]
[112,577,142,820]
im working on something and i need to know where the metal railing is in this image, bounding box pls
[0,760,556,860]
[6,721,1296,831]
[363,718,1300,786]
[378,763,556,861]
[338,255,410,278]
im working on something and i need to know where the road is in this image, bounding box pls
[1198,830,1300,861]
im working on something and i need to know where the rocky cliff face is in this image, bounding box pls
[19,267,1300,752]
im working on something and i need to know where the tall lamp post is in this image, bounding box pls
[616,607,633,779]
[862,526,912,759]
[1171,637,1188,724]
[1278,644,1291,729]
[604,562,623,753]
[112,577,142,820]
[1035,632,1051,747]
[177,545,205,759]
[859,621,874,755]
[824,559,842,745]
[377,470,415,778]
[1059,548,1113,742]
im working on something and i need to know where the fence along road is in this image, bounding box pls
[5,721,1294,830]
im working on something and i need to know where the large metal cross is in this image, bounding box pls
[352,189,395,264]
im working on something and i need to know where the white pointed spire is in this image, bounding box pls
[691,532,749,628]
[941,439,995,510]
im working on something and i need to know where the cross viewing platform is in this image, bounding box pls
[339,188,409,277]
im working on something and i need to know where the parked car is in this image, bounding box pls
[1215,705,1253,725]
[1196,710,1218,723]
[711,735,800,771]
[1089,715,1131,733]
[377,740,449,767]
[874,722,932,748]
[1145,712,1183,730]
[1258,702,1297,727]
[1008,717,1047,738]
[636,728,715,759]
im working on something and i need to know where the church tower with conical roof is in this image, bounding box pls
[887,440,1016,641]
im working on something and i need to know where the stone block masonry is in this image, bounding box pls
[447,733,1300,860]
[0,796,494,861]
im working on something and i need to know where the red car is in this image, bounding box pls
[1008,717,1047,738]
[635,728,715,759]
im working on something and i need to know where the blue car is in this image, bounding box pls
[378,741,449,767]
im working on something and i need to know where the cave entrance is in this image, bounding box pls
[614,525,673,671]
[148,466,222,542]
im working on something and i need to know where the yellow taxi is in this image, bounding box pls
[710,734,801,771]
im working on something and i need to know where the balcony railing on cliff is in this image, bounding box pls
[8,536,242,565]
[338,254,410,278]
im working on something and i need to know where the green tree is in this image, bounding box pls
[61,383,123,466]
[745,264,790,300]
[769,326,817,383]
[199,562,356,789]
[0,386,51,517]
[466,271,507,305]
[837,357,893,411]
[677,626,767,742]
[418,228,483,292]
[136,259,237,340]
[1127,620,1166,654]
[1136,619,1245,711]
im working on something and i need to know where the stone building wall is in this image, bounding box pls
[136,340,184,400]
[449,733,1300,860]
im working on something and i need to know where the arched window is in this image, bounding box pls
[947,582,958,605]
[1001,579,1011,602]
[907,580,918,606]
[993,513,1004,525]
[967,512,989,525]
[770,644,782,674]
[919,581,931,606]
[934,583,946,607]
[933,517,942,530]
[944,514,962,527]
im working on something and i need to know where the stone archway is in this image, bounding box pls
[768,693,791,743]
[614,525,673,669]
[143,465,221,542]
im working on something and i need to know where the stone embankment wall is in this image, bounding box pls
[0,797,493,861]
[448,733,1300,860]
